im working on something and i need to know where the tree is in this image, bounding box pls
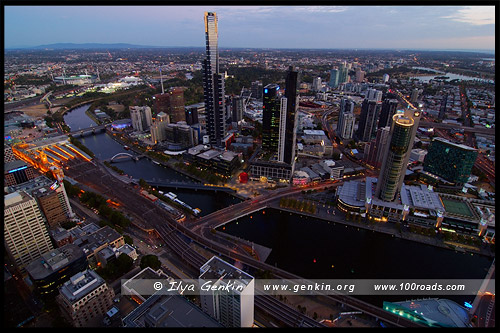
[124,235,134,246]
[140,254,161,270]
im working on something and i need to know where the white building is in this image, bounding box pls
[199,256,254,328]
[410,148,428,163]
[312,77,322,91]
[130,106,152,132]
[150,112,170,144]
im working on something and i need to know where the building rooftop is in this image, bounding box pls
[336,180,366,208]
[26,243,86,280]
[59,269,106,303]
[385,298,470,327]
[199,256,253,285]
[122,294,222,328]
[400,184,445,212]
[4,159,28,173]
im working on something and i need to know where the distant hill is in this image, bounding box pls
[22,43,166,50]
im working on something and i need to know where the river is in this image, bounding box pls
[63,104,240,216]
[64,103,494,308]
[410,66,494,84]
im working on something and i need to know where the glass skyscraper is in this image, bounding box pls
[376,109,421,202]
[262,84,281,154]
[423,137,478,185]
[203,12,226,148]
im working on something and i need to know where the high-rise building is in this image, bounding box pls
[329,68,339,88]
[262,83,281,154]
[280,66,299,165]
[355,67,365,83]
[356,99,382,142]
[203,12,226,148]
[423,138,478,185]
[251,80,263,100]
[231,96,245,123]
[410,88,419,104]
[4,191,54,272]
[378,99,399,129]
[312,77,322,91]
[150,111,170,144]
[365,126,391,168]
[337,97,356,140]
[130,106,152,132]
[338,62,349,84]
[199,256,254,327]
[383,73,390,83]
[375,109,421,201]
[57,269,115,327]
[5,143,17,162]
[366,88,383,102]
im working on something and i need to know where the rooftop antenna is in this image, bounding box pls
[160,67,165,94]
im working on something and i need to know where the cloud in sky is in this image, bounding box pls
[441,6,495,26]
[3,5,496,50]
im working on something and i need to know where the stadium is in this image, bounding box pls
[53,74,98,85]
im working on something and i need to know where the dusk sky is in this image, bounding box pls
[4,5,496,51]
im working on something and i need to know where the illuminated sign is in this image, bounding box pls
[8,165,27,173]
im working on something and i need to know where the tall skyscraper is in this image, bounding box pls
[199,256,254,327]
[203,12,226,148]
[329,68,339,88]
[338,62,349,85]
[365,126,391,168]
[356,99,382,142]
[4,191,54,272]
[366,88,383,102]
[423,138,478,185]
[251,80,263,100]
[280,66,299,165]
[375,109,421,202]
[337,97,356,140]
[378,99,399,129]
[262,84,281,153]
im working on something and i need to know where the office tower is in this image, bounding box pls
[423,138,478,185]
[366,88,383,102]
[337,97,356,140]
[262,84,281,153]
[232,96,245,123]
[355,67,365,83]
[57,269,115,327]
[312,77,322,91]
[4,160,37,186]
[338,62,349,84]
[329,68,339,88]
[280,66,300,165]
[165,122,198,148]
[185,105,200,125]
[356,99,382,142]
[365,126,391,168]
[168,87,186,123]
[199,256,254,327]
[4,191,54,272]
[203,12,226,148]
[150,111,170,144]
[251,80,263,100]
[130,106,152,132]
[154,93,170,116]
[383,73,390,83]
[375,109,421,202]
[378,99,399,128]
[410,88,419,104]
[26,243,88,298]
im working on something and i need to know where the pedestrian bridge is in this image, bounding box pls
[106,153,147,163]
[139,179,236,193]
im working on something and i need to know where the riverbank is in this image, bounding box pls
[267,201,495,259]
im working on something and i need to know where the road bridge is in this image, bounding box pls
[68,124,107,137]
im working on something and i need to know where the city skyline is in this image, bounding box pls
[4,5,496,52]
